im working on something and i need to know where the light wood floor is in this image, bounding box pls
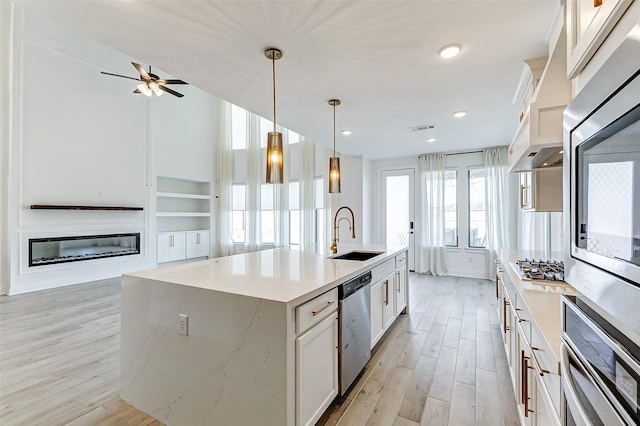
[0,274,518,426]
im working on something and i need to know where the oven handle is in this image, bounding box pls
[561,340,628,426]
[560,341,592,426]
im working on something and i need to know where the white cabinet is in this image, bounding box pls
[157,233,185,263]
[370,280,384,347]
[567,0,633,78]
[519,169,563,212]
[371,272,395,347]
[295,292,339,426]
[157,230,209,263]
[186,231,209,259]
[394,266,407,316]
[496,256,562,426]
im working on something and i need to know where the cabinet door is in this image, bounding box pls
[370,281,384,348]
[186,231,210,259]
[567,0,633,78]
[296,312,338,426]
[382,273,395,330]
[395,267,407,315]
[157,233,186,263]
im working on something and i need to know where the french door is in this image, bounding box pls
[381,169,415,271]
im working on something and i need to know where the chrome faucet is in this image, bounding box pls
[331,206,356,254]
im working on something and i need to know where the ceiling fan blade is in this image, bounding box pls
[132,62,151,81]
[157,79,188,85]
[158,85,184,98]
[101,71,142,82]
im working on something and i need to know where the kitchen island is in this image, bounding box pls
[120,244,408,426]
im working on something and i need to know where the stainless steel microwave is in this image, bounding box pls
[569,69,640,286]
[564,22,640,346]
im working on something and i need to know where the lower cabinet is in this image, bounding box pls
[496,258,561,426]
[157,233,185,263]
[371,272,395,347]
[296,291,339,426]
[395,265,407,315]
[157,230,209,263]
[186,230,209,258]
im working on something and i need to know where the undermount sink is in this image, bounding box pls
[329,250,385,261]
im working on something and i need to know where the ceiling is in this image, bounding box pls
[22,0,561,160]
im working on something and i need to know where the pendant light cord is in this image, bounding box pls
[333,103,336,157]
[272,56,277,134]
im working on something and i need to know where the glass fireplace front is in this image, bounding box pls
[29,233,140,267]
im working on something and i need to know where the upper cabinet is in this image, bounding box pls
[566,0,634,79]
[509,6,571,174]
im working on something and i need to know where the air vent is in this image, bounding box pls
[410,124,436,132]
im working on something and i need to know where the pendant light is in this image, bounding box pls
[328,99,341,193]
[265,48,284,184]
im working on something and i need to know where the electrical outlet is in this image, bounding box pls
[179,314,188,336]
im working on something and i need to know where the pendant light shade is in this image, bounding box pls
[265,48,284,184]
[328,99,341,193]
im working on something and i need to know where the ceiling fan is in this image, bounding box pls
[101,62,188,98]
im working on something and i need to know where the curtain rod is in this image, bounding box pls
[417,149,482,158]
[417,145,507,158]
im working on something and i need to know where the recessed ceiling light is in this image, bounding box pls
[559,150,564,154]
[439,44,462,59]
[341,130,352,136]
[453,111,467,118]
[426,138,436,143]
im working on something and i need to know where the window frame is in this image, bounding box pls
[467,167,487,249]
[444,168,458,247]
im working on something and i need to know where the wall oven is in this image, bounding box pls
[561,295,640,425]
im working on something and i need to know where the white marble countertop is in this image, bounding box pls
[497,249,575,364]
[125,243,407,305]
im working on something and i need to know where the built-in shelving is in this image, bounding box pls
[155,176,212,262]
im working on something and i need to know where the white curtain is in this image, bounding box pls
[417,154,447,275]
[484,147,516,269]
[216,100,234,257]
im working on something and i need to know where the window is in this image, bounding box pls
[288,130,300,145]
[232,185,246,243]
[260,184,275,244]
[314,177,324,243]
[468,168,486,248]
[259,117,273,148]
[289,181,301,245]
[231,105,247,150]
[444,169,457,246]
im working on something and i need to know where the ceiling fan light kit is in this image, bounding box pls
[265,48,284,184]
[101,62,188,98]
[328,99,341,194]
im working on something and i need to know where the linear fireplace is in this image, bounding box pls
[29,233,140,267]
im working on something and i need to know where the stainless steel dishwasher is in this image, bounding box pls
[338,270,372,395]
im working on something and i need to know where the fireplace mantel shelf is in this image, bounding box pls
[30,205,143,211]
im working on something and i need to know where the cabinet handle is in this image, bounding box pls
[530,346,551,375]
[312,300,335,317]
[495,275,500,299]
[503,298,510,333]
[397,272,401,293]
[384,280,389,306]
[521,350,534,417]
[594,0,602,7]
[197,233,200,244]
[519,184,526,209]
[170,234,174,247]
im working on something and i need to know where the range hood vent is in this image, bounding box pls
[409,124,435,132]
[508,11,571,173]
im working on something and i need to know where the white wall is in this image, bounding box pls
[4,5,218,294]
[1,2,12,293]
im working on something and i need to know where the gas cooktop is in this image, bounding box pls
[510,258,565,282]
